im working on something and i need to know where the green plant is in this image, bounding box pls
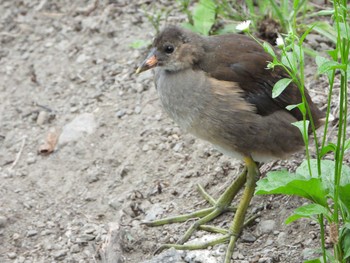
[131,4,170,51]
[142,4,170,34]
[178,0,249,35]
[180,0,217,35]
[251,0,350,262]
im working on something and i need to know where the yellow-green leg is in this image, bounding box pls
[143,167,247,235]
[144,157,259,263]
[224,156,260,262]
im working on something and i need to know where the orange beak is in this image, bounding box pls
[135,48,158,74]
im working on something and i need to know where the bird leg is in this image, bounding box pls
[143,158,260,259]
[224,156,260,262]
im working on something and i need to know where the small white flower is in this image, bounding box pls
[236,20,251,32]
[276,35,284,48]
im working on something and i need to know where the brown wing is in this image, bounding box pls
[197,34,324,127]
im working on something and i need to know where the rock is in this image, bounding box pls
[79,233,95,241]
[258,220,276,234]
[302,248,316,260]
[141,248,184,263]
[13,233,20,240]
[36,111,49,125]
[26,229,38,237]
[185,249,225,262]
[52,249,67,259]
[108,197,123,211]
[173,142,183,152]
[70,244,80,253]
[7,252,17,259]
[87,172,99,183]
[26,153,36,165]
[276,232,287,245]
[16,256,26,263]
[134,105,142,114]
[58,113,97,146]
[143,203,164,222]
[258,257,273,263]
[241,231,256,243]
[116,109,126,118]
[98,222,125,263]
[0,215,7,228]
[76,53,91,64]
[233,251,245,260]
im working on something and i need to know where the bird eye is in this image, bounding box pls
[164,45,174,54]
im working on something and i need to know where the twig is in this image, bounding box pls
[10,136,26,170]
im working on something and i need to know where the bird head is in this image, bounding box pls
[136,26,204,73]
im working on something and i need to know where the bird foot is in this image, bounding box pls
[142,168,251,261]
[143,157,260,263]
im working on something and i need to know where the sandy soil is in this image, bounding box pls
[0,1,345,263]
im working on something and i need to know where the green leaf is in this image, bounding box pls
[255,171,328,206]
[272,78,292,98]
[263,42,276,58]
[339,184,350,215]
[317,60,345,75]
[340,225,350,259]
[300,24,317,45]
[315,55,328,68]
[338,22,350,40]
[192,0,216,35]
[320,143,337,157]
[344,138,350,151]
[285,204,331,224]
[292,120,309,142]
[315,55,333,79]
[327,49,338,61]
[313,9,334,16]
[296,159,350,196]
[286,103,302,111]
[293,45,304,64]
[304,258,322,263]
[312,22,337,44]
[297,102,306,115]
[281,51,297,71]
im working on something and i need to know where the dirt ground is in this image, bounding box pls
[0,1,347,263]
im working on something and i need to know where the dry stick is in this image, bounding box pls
[10,136,26,170]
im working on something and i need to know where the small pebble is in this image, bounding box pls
[7,252,17,259]
[83,226,96,234]
[36,111,49,125]
[27,229,38,237]
[116,109,126,118]
[142,144,150,152]
[70,244,80,253]
[87,173,99,183]
[173,142,182,152]
[52,249,67,259]
[258,219,276,234]
[134,105,142,114]
[0,216,7,228]
[241,232,256,243]
[258,257,273,263]
[26,153,36,165]
[17,256,25,263]
[79,233,95,241]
